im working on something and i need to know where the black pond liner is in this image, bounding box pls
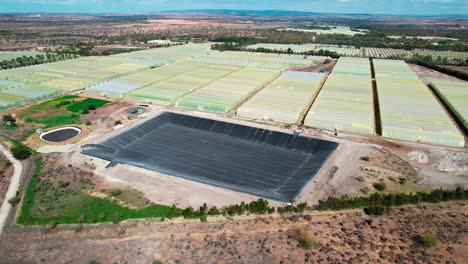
[81,112,339,202]
[41,127,81,142]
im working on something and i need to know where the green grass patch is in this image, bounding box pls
[24,114,81,127]
[17,95,84,128]
[67,98,109,113]
[18,157,180,225]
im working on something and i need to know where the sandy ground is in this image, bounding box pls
[0,201,466,263]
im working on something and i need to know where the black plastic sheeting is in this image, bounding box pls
[81,112,338,202]
[42,128,80,142]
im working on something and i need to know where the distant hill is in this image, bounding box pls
[161,9,322,17]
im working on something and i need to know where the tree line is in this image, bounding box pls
[211,42,340,58]
[0,53,79,70]
[166,187,467,221]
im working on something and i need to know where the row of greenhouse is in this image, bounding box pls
[0,44,466,147]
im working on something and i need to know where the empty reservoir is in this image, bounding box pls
[81,112,338,202]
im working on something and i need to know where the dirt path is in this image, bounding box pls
[0,143,23,234]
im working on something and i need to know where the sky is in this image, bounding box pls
[1,0,467,15]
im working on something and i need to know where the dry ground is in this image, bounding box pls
[409,64,467,83]
[0,202,466,263]
[441,65,468,75]
[0,150,13,205]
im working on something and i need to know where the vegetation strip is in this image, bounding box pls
[17,156,468,225]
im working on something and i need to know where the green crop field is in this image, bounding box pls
[67,98,109,112]
[18,95,107,127]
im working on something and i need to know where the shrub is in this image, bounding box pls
[360,156,370,161]
[114,120,122,126]
[182,207,195,218]
[373,182,386,191]
[56,100,71,107]
[85,121,92,126]
[199,215,207,222]
[153,261,163,264]
[109,189,122,197]
[58,181,70,188]
[2,114,16,126]
[88,105,97,111]
[82,109,90,114]
[418,234,438,248]
[8,196,20,205]
[74,225,83,233]
[10,145,31,160]
[293,228,316,249]
[208,206,220,215]
[111,213,123,224]
[364,205,385,215]
[48,221,58,229]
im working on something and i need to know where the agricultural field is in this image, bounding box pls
[176,67,280,113]
[374,59,464,147]
[304,74,374,135]
[0,51,43,61]
[17,95,107,127]
[430,82,468,131]
[373,59,419,80]
[0,44,213,108]
[236,71,324,123]
[279,26,364,36]
[364,48,412,59]
[127,63,239,105]
[191,51,327,70]
[413,49,468,63]
[246,43,363,57]
[304,57,374,134]
[331,57,371,76]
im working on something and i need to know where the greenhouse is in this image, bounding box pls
[430,81,468,132]
[377,77,464,147]
[127,64,239,105]
[304,73,374,135]
[373,59,419,80]
[81,112,339,202]
[175,67,280,113]
[236,71,324,124]
[331,57,371,76]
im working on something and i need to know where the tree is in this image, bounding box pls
[3,114,16,126]
[10,145,31,160]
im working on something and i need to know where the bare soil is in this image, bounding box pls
[0,151,13,205]
[289,59,337,74]
[0,202,466,263]
[441,65,468,75]
[409,64,467,83]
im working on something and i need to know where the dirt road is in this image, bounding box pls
[0,143,23,234]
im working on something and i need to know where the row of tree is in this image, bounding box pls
[211,33,468,52]
[0,53,79,70]
[164,187,467,221]
[211,42,340,58]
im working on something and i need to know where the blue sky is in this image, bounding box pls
[1,0,467,15]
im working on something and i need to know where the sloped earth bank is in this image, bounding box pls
[0,202,466,263]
